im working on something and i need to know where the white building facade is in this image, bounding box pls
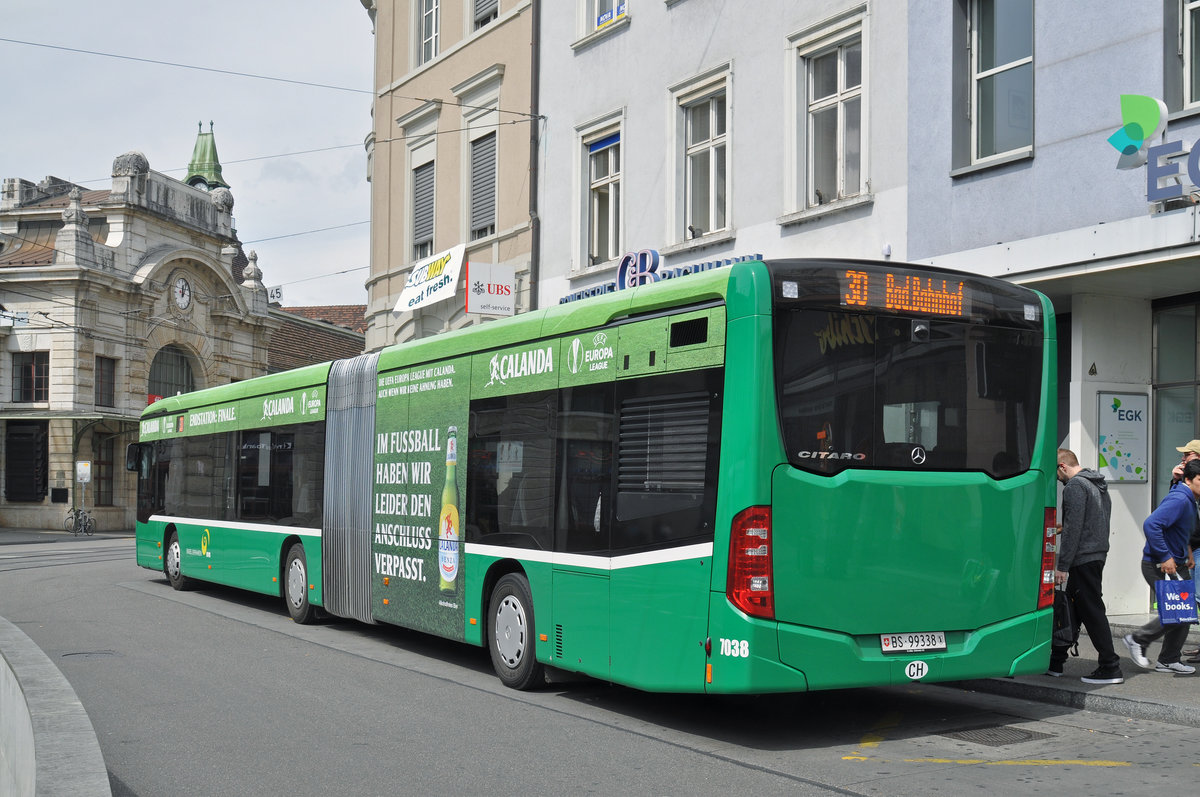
[536,1,909,306]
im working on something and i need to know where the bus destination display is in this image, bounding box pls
[841,268,967,317]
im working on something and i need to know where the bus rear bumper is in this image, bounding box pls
[774,608,1050,690]
[705,594,1050,693]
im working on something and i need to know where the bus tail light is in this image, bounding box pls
[728,506,774,620]
[1038,507,1057,609]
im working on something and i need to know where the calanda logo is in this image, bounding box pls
[261,395,295,421]
[487,346,554,387]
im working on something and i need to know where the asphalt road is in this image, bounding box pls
[3,534,1199,796]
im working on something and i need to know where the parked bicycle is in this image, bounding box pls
[64,506,95,536]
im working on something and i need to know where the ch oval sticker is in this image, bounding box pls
[905,660,929,681]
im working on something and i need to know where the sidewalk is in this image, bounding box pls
[0,526,134,545]
[952,615,1200,728]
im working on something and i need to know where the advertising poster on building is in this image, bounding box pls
[1098,392,1148,482]
[465,261,515,316]
[371,356,468,640]
[394,244,466,314]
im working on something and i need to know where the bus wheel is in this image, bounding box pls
[165,531,189,591]
[284,543,315,624]
[488,573,544,690]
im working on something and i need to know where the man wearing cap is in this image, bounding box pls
[1171,439,1200,484]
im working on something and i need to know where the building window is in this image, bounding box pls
[1185,0,1200,107]
[1154,301,1200,507]
[149,345,195,398]
[970,0,1033,162]
[419,0,440,65]
[12,351,49,402]
[5,420,48,502]
[95,356,116,408]
[587,133,621,265]
[684,92,727,238]
[803,32,863,206]
[587,0,627,33]
[413,161,436,259]
[469,132,497,240]
[94,433,114,506]
[474,0,498,29]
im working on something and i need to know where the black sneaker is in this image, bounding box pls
[1045,663,1063,677]
[1081,667,1125,685]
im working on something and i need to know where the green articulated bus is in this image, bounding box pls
[127,258,1057,693]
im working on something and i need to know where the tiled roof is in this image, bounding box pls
[23,189,112,208]
[280,305,369,333]
[0,218,110,267]
[269,309,366,372]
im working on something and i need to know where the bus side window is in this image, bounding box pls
[467,391,556,551]
[556,384,614,554]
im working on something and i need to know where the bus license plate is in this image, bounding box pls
[880,632,946,653]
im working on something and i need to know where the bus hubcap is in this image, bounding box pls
[288,560,305,607]
[494,595,526,668]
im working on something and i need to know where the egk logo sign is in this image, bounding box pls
[1110,94,1200,203]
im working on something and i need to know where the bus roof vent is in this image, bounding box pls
[670,317,708,347]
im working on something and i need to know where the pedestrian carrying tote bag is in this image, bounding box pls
[1155,573,1199,625]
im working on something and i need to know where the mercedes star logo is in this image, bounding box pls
[910,446,927,465]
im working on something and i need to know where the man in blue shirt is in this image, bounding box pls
[1123,459,1200,674]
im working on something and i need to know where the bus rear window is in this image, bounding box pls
[774,310,1042,477]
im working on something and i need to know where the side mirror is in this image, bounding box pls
[125,443,146,472]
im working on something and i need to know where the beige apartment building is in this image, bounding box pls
[360,0,537,351]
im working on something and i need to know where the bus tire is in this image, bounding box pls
[488,573,544,690]
[165,530,190,591]
[284,543,315,624]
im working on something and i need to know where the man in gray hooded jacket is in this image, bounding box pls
[1049,448,1123,684]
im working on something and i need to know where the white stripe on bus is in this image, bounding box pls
[147,515,322,537]
[464,541,714,571]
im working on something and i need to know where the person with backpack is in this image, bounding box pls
[1050,449,1123,684]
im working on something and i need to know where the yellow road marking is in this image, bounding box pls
[842,755,1130,767]
[905,757,1130,767]
[858,711,902,748]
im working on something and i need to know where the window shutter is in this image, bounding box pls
[475,0,498,24]
[412,161,435,245]
[470,133,497,237]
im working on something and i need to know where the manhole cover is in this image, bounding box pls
[940,725,1053,746]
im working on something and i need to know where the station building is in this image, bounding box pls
[0,130,364,530]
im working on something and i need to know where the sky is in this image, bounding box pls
[0,1,376,306]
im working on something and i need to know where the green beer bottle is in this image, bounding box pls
[438,426,460,593]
